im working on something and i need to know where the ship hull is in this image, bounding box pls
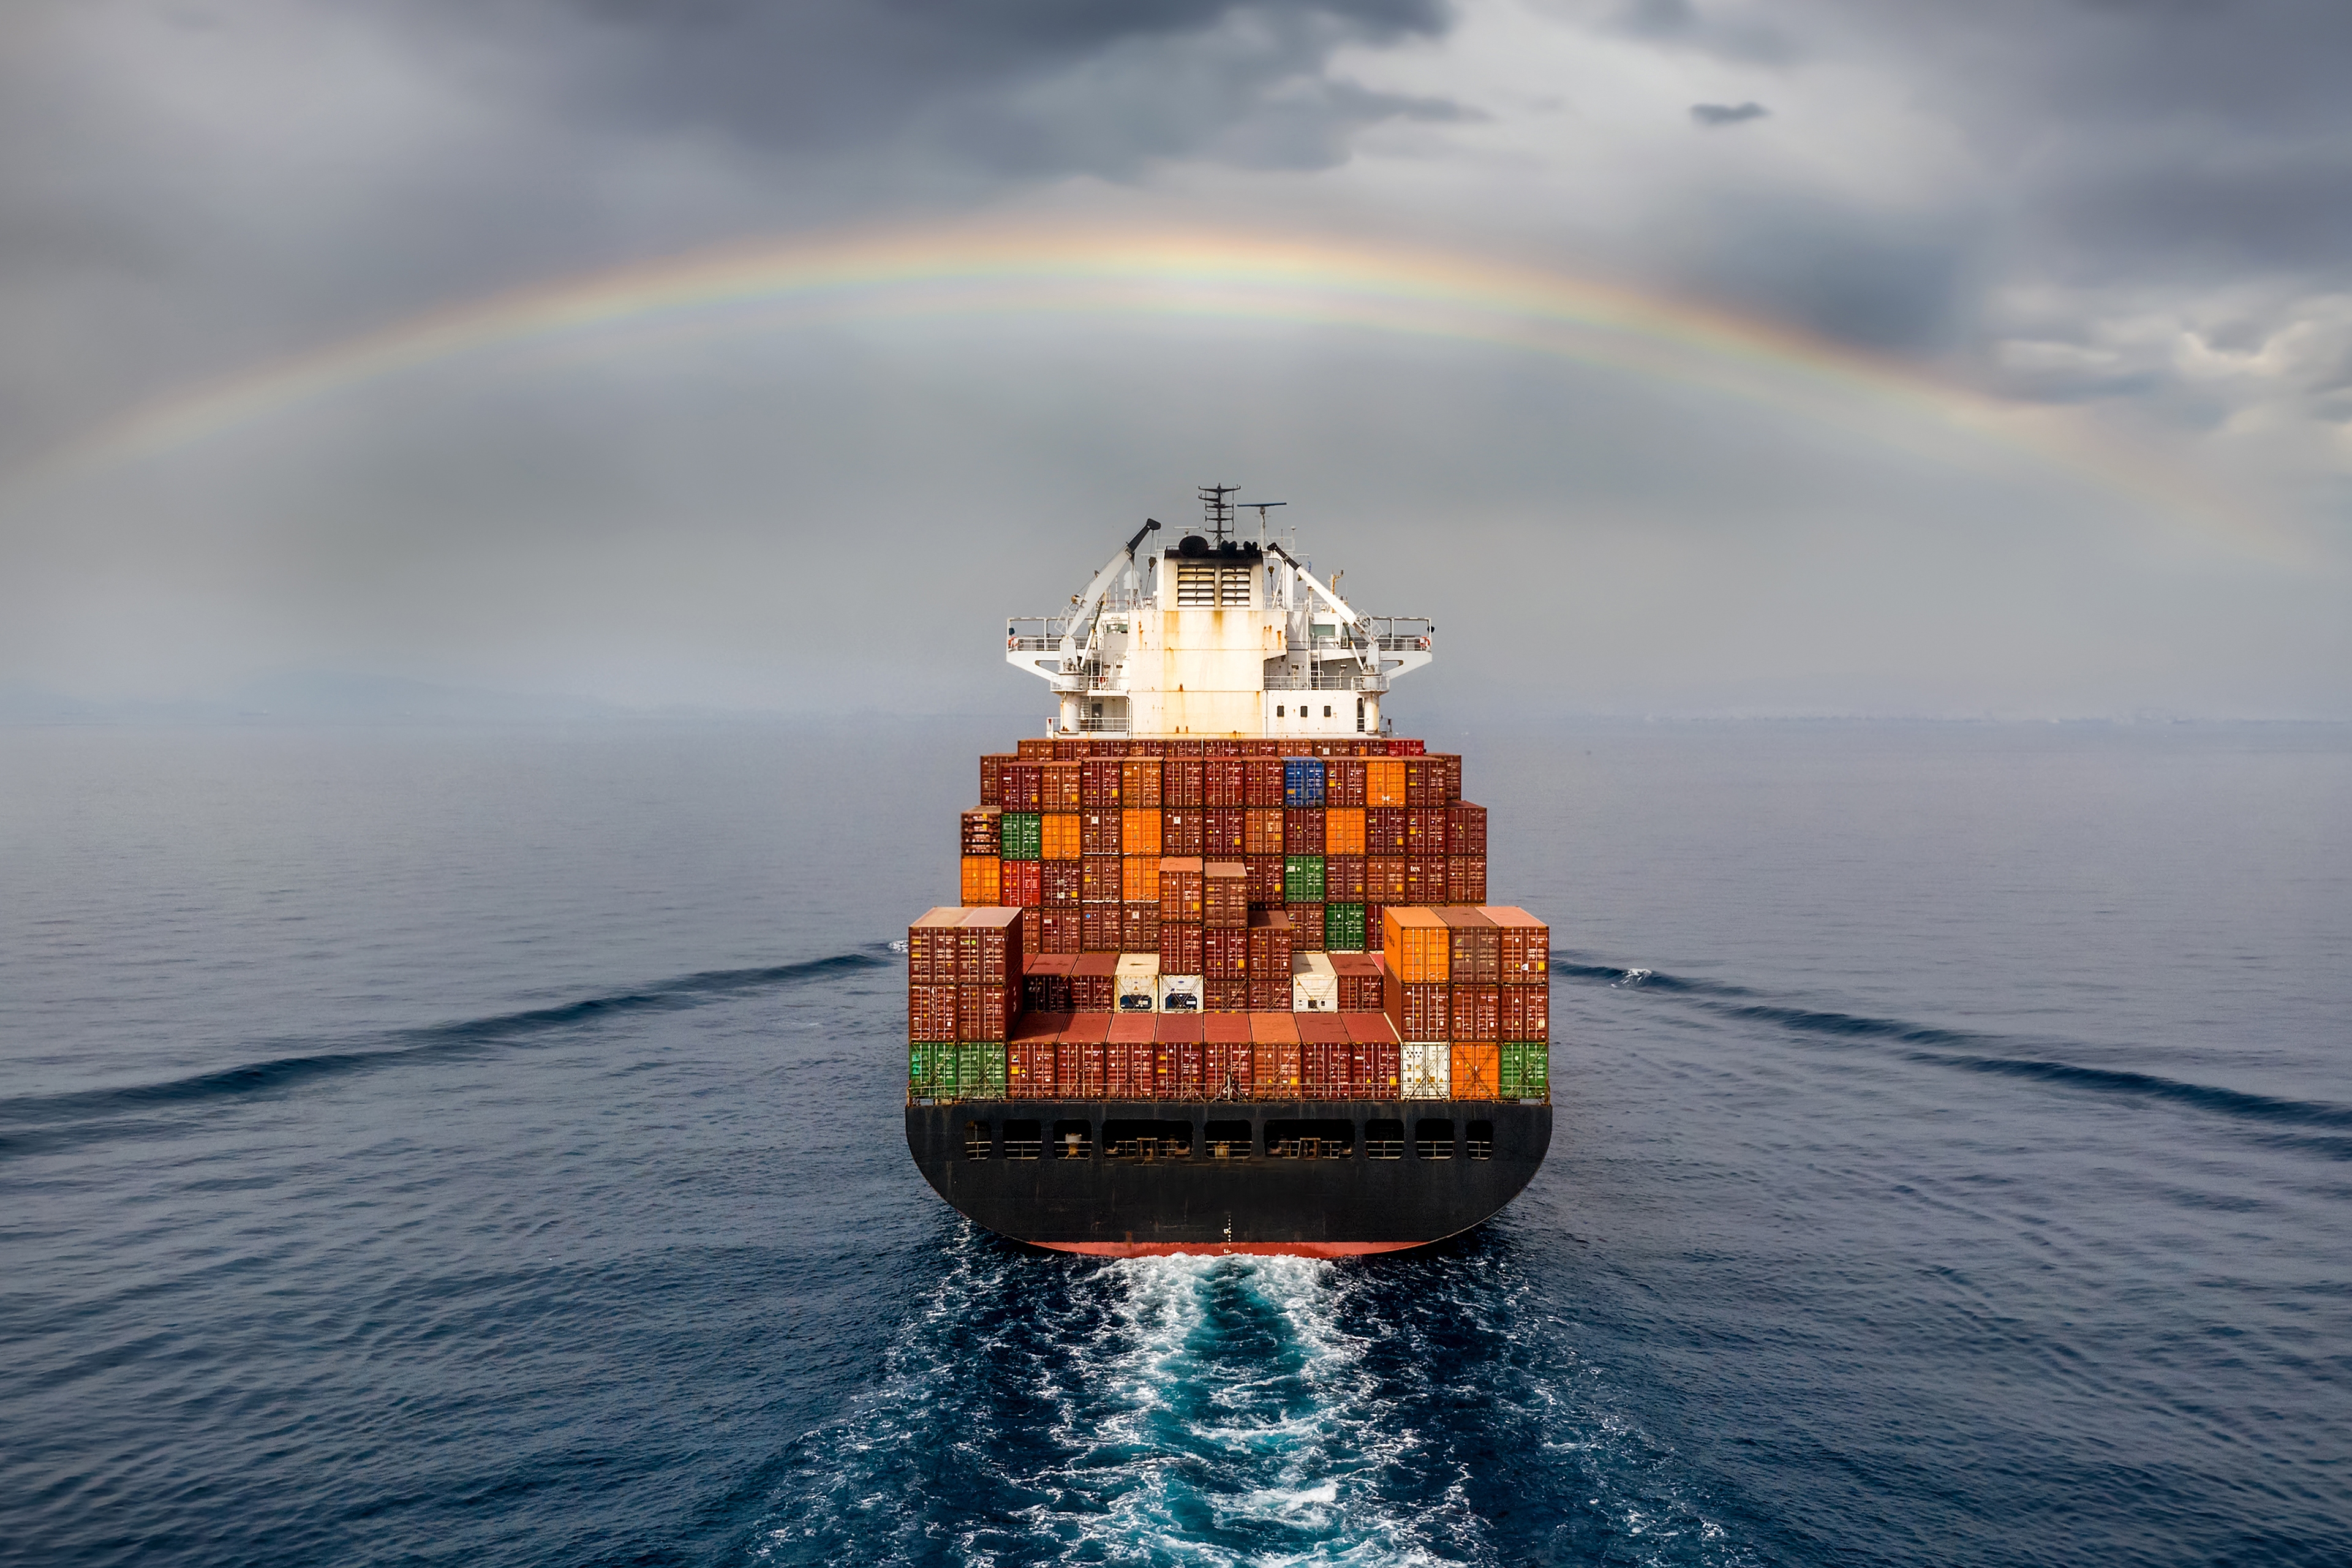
[905,1099,1551,1254]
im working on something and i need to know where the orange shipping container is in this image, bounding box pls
[1384,906,1451,982]
[1324,807,1366,856]
[1041,813,1083,861]
[1365,758,1406,807]
[1449,1043,1502,1099]
[1121,854,1161,902]
[1121,808,1163,856]
[960,856,1000,907]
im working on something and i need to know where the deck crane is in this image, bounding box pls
[1058,519,1159,671]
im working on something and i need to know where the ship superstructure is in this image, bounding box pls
[1003,486,1433,742]
[905,490,1551,1256]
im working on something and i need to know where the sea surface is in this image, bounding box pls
[2,717,2347,1567]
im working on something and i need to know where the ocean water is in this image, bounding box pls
[2,718,2347,1567]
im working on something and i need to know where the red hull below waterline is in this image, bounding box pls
[1034,1239,1427,1258]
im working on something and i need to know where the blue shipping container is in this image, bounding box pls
[1283,758,1327,808]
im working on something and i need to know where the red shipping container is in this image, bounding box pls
[909,984,958,1042]
[1120,758,1162,808]
[1003,763,1042,813]
[1328,758,1366,809]
[1364,903,1387,951]
[1364,857,1406,903]
[1159,921,1204,975]
[1448,802,1488,856]
[1081,854,1122,903]
[1387,974,1450,1040]
[1080,811,1121,857]
[1451,983,1500,1042]
[1438,908,1499,984]
[1122,902,1160,951]
[1485,906,1551,984]
[1332,953,1384,1012]
[1204,978,1248,1012]
[1406,807,1449,858]
[1202,809,1246,857]
[1158,856,1204,922]
[1324,854,1366,903]
[1058,1013,1109,1097]
[1205,1014,1252,1095]
[1448,857,1487,905]
[1403,858,1442,904]
[1166,739,1205,758]
[1161,808,1205,856]
[1283,808,1325,854]
[1500,984,1549,1042]
[1203,863,1250,927]
[1080,758,1122,809]
[1041,862,1082,907]
[1204,739,1240,757]
[1246,910,1295,976]
[956,909,1023,986]
[1365,807,1408,856]
[907,908,965,984]
[980,754,1011,808]
[1297,1012,1350,1045]
[1163,758,1205,807]
[1246,977,1288,1011]
[1029,905,1082,955]
[1246,855,1285,904]
[1404,756,1440,807]
[1071,953,1118,1011]
[1243,807,1285,856]
[1439,754,1462,804]
[1080,904,1122,951]
[1244,758,1284,807]
[1001,859,1042,908]
[1041,762,1082,810]
[1017,738,1055,760]
[1204,926,1248,979]
[957,984,1016,1041]
[1007,1039,1054,1098]
[1204,758,1246,808]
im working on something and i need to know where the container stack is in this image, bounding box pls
[1380,903,1550,1100]
[918,735,1540,1105]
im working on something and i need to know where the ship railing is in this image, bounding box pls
[1003,1137,1042,1160]
[1415,1137,1452,1160]
[1075,715,1131,733]
[1263,669,1387,692]
[1268,1136,1353,1159]
[1363,1138,1403,1160]
[1103,1136,1189,1160]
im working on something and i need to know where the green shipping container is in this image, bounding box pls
[1500,1042,1550,1098]
[1001,813,1043,861]
[1283,853,1326,902]
[958,1042,1008,1098]
[1325,902,1366,951]
[909,1043,940,1095]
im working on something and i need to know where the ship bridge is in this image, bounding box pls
[1005,487,1433,739]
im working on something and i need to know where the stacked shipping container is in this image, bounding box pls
[920,736,1544,1105]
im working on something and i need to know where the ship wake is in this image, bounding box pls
[753,1237,1754,1566]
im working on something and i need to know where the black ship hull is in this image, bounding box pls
[906,1099,1551,1256]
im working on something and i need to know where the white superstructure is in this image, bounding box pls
[1006,488,1434,739]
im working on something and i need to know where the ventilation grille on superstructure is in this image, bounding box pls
[1174,563,1253,607]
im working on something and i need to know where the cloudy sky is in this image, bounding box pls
[2,0,2346,718]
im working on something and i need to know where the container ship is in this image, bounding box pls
[905,488,1551,1256]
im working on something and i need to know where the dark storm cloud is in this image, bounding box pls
[458,0,1462,173]
[1689,102,1767,126]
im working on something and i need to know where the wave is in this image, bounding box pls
[1555,950,2352,1140]
[0,949,891,1156]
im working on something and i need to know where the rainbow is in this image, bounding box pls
[23,221,2281,557]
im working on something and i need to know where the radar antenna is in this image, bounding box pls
[1236,499,1286,543]
[1199,484,1238,544]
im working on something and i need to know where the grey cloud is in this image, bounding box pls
[1689,102,1768,126]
